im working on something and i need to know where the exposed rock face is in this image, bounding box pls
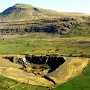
[3,56,14,62]
[47,57,65,73]
[1,6,23,15]
[0,17,80,35]
[3,55,66,74]
[25,55,47,64]
[25,55,65,72]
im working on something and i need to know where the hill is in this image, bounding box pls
[0,3,90,21]
[0,3,90,36]
[0,3,63,21]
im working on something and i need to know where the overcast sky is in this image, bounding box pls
[0,0,90,14]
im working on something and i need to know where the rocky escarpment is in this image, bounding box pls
[0,17,87,35]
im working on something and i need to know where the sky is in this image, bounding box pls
[0,0,90,14]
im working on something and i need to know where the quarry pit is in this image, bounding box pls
[0,55,89,88]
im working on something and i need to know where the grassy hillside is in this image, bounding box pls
[0,3,62,21]
[52,61,90,90]
[0,3,89,21]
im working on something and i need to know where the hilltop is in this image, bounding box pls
[0,3,63,21]
[0,3,89,21]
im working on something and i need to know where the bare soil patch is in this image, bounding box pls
[73,41,90,46]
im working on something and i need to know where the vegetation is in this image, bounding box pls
[0,3,90,90]
[0,75,47,90]
[0,33,90,57]
[0,59,90,90]
[0,4,90,36]
[52,61,90,90]
[0,16,90,35]
[0,3,65,21]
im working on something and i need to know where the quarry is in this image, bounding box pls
[0,55,89,88]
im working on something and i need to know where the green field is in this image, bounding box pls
[0,33,90,57]
[0,75,47,90]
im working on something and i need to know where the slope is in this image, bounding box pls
[0,3,62,21]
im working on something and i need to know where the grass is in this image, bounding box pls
[0,33,90,90]
[0,6,90,90]
[52,61,90,90]
[0,75,47,90]
[0,3,90,90]
[0,33,90,57]
[66,25,90,36]
[0,75,17,90]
